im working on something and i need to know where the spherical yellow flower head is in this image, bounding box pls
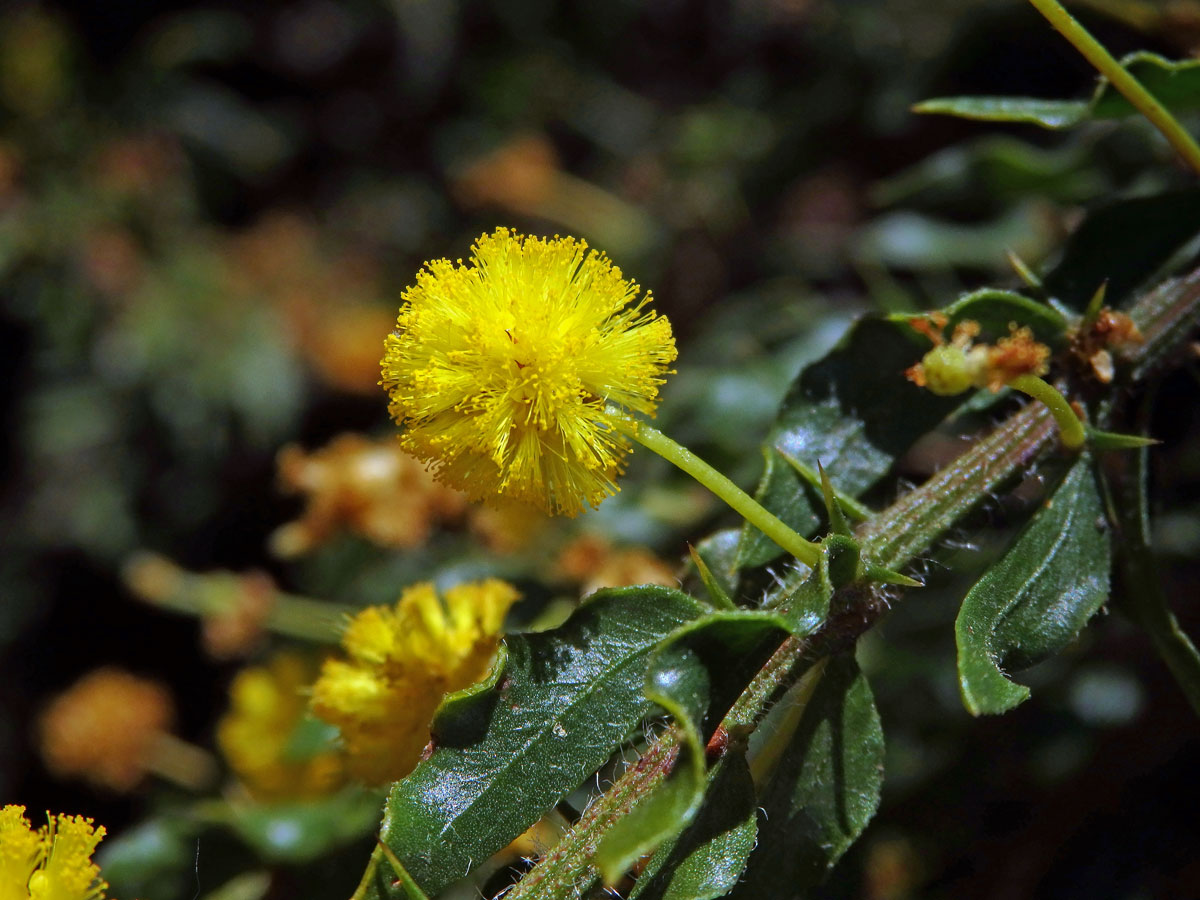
[311,578,520,784]
[1,809,109,900]
[381,228,677,516]
[217,653,344,801]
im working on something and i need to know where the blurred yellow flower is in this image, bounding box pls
[217,653,344,802]
[311,579,519,784]
[1,806,108,900]
[380,227,676,516]
[38,668,173,793]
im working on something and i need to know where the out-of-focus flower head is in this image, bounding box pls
[453,134,560,216]
[1,805,109,900]
[381,228,676,516]
[38,668,173,793]
[270,433,469,557]
[466,498,550,554]
[123,553,276,660]
[556,533,677,597]
[217,652,344,801]
[310,579,519,784]
[228,213,393,395]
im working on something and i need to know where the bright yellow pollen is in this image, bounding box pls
[380,227,677,516]
[0,807,108,900]
[1,806,41,900]
[310,578,520,784]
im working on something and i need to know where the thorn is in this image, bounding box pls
[1005,248,1044,290]
[1085,427,1160,451]
[864,564,923,588]
[818,460,853,536]
[1083,280,1109,327]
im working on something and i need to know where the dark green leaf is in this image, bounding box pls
[871,136,1102,208]
[595,643,709,884]
[629,754,758,900]
[915,53,1200,130]
[739,318,961,567]
[912,288,1069,345]
[956,455,1111,716]
[596,609,788,883]
[768,539,835,638]
[730,655,884,899]
[1089,52,1200,119]
[1041,188,1200,310]
[369,587,706,899]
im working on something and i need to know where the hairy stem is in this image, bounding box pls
[502,265,1200,899]
[1027,0,1200,175]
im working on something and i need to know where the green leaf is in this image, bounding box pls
[226,788,383,864]
[913,96,1089,129]
[729,655,884,899]
[368,587,706,899]
[97,816,199,900]
[908,288,1069,345]
[871,136,1102,208]
[1089,52,1200,119]
[595,610,789,884]
[1041,188,1200,310]
[768,539,836,638]
[739,318,961,567]
[629,753,758,900]
[956,455,1111,716]
[595,644,710,885]
[915,52,1200,130]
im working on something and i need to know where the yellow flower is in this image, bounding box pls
[310,578,519,784]
[0,806,108,900]
[380,228,677,516]
[217,653,344,801]
[1,806,42,900]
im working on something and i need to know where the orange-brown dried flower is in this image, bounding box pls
[123,553,277,660]
[556,534,677,597]
[1072,308,1144,384]
[906,318,1049,396]
[271,433,469,557]
[39,668,174,792]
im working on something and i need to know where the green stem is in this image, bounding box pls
[612,414,821,568]
[1108,403,1200,716]
[1009,374,1086,450]
[1027,0,1200,176]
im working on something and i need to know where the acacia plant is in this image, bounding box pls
[349,4,1200,898]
